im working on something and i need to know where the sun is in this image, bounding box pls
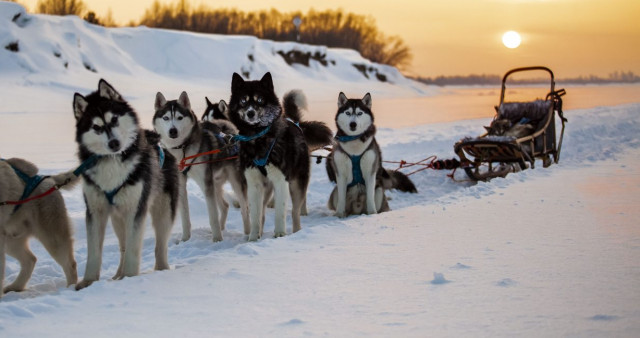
[502,31,521,49]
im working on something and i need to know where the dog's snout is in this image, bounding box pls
[246,110,256,119]
[349,122,357,131]
[108,139,120,151]
[169,128,178,138]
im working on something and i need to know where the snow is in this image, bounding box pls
[1,3,639,337]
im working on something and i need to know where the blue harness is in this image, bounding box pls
[335,132,367,188]
[1,158,48,214]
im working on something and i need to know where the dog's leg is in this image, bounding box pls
[267,165,289,237]
[289,179,307,233]
[227,167,250,235]
[178,173,191,242]
[76,193,109,290]
[214,174,229,232]
[361,150,378,215]
[3,236,36,293]
[375,186,390,213]
[121,209,147,278]
[333,151,351,218]
[110,210,127,280]
[245,168,265,241]
[202,181,222,242]
[150,193,173,271]
[35,216,78,287]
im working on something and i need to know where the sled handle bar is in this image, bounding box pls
[500,66,555,105]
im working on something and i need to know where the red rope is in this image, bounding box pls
[0,185,59,207]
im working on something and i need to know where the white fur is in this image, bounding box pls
[336,108,373,137]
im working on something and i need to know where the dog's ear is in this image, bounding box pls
[260,72,274,90]
[205,96,213,107]
[218,100,228,117]
[232,73,244,92]
[73,93,88,120]
[98,79,124,102]
[484,126,492,133]
[178,91,191,110]
[362,93,372,109]
[155,92,167,111]
[338,92,348,108]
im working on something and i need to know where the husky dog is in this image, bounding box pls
[202,97,229,122]
[154,91,250,241]
[72,79,180,290]
[227,72,332,241]
[0,158,79,296]
[326,92,417,217]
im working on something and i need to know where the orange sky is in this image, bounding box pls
[19,0,640,78]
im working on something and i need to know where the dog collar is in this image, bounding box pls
[335,133,363,142]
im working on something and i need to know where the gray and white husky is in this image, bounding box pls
[202,97,229,122]
[227,72,333,241]
[0,158,79,297]
[153,91,250,241]
[326,92,417,217]
[72,79,180,290]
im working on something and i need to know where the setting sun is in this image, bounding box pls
[502,31,521,49]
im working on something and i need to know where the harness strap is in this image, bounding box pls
[347,154,365,188]
[231,125,271,142]
[1,159,49,213]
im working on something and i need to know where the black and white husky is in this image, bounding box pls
[153,91,250,241]
[227,72,332,241]
[326,92,417,217]
[72,79,179,290]
[202,97,228,122]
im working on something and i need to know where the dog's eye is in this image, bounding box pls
[345,111,351,116]
[110,116,118,124]
[177,116,183,121]
[240,97,247,106]
[356,111,363,116]
[92,125,102,132]
[163,116,169,121]
[256,96,264,104]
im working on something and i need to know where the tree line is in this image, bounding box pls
[414,71,640,86]
[15,0,411,69]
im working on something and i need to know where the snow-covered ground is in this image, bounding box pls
[1,2,639,337]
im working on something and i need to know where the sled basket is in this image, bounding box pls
[454,66,567,181]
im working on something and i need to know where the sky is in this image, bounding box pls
[18,0,640,78]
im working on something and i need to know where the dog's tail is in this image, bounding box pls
[283,90,334,152]
[380,169,418,193]
[50,169,82,190]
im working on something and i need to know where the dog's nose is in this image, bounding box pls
[108,139,120,151]
[169,128,178,138]
[247,110,255,119]
[349,122,357,131]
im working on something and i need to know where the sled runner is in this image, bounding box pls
[454,66,567,181]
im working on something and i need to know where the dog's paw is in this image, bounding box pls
[181,233,191,242]
[273,231,286,238]
[334,211,347,218]
[248,232,260,242]
[75,279,94,290]
[212,234,223,242]
[3,284,25,294]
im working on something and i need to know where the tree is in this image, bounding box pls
[36,0,86,16]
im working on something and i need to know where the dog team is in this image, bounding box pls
[0,72,417,296]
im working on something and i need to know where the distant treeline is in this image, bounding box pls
[414,71,640,86]
[20,0,411,69]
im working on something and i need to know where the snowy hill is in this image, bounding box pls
[1,1,639,337]
[0,2,429,99]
